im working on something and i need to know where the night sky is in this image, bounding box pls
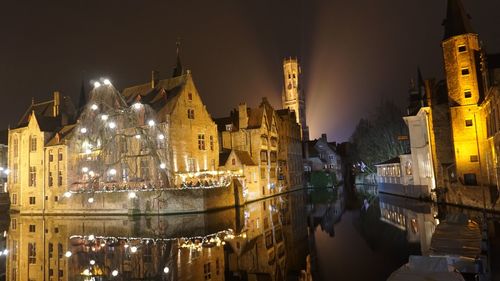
[1,1,500,142]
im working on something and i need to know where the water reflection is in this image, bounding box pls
[1,191,309,281]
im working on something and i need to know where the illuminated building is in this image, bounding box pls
[303,134,342,187]
[282,58,309,141]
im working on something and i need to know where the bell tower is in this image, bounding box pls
[442,0,486,185]
[282,57,309,140]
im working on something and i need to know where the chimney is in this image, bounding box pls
[238,103,248,129]
[151,70,159,88]
[321,133,327,142]
[53,91,60,117]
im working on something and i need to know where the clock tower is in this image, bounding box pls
[282,57,309,141]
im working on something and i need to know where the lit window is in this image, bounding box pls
[225,124,233,131]
[30,136,37,152]
[198,134,205,150]
[12,194,17,205]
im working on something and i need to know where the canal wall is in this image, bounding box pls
[18,179,244,215]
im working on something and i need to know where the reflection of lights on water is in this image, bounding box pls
[130,246,138,253]
[88,234,95,241]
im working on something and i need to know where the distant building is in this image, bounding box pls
[303,134,342,187]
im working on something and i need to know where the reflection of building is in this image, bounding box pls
[5,192,306,281]
[378,194,438,255]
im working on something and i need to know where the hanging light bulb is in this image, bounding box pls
[90,104,98,110]
[94,82,101,88]
[160,163,166,169]
[101,114,109,121]
[112,270,119,276]
[133,102,142,110]
[158,134,165,140]
[108,121,116,129]
[80,127,87,134]
[82,167,89,173]
[108,169,117,176]
[163,266,170,274]
[65,251,72,257]
[63,192,72,198]
[148,120,155,126]
[103,79,111,85]
[88,197,94,203]
[135,135,141,139]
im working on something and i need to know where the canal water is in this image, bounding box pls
[0,186,499,281]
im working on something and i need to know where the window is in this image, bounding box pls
[49,150,54,162]
[30,136,37,152]
[465,119,473,127]
[216,258,220,275]
[13,163,18,184]
[54,196,58,202]
[58,243,63,259]
[188,92,193,101]
[232,158,236,165]
[225,124,233,131]
[29,166,36,186]
[198,134,205,150]
[203,263,212,280]
[28,243,36,264]
[464,90,472,99]
[261,167,266,179]
[13,138,18,157]
[461,68,470,75]
[58,149,63,161]
[464,173,477,185]
[29,224,35,232]
[187,109,195,119]
[48,243,53,258]
[58,171,62,186]
[49,269,53,276]
[188,158,195,172]
[458,45,467,52]
[265,230,273,248]
[12,194,17,205]
[470,155,479,162]
[29,197,36,205]
[48,172,53,187]
[209,136,214,151]
[59,270,64,278]
[11,218,16,230]
[140,158,150,180]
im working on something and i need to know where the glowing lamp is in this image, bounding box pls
[158,134,165,140]
[94,82,101,88]
[148,120,155,126]
[135,134,141,139]
[103,79,111,85]
[108,121,116,129]
[163,267,170,274]
[133,102,142,110]
[101,114,109,121]
[63,192,72,198]
[128,192,137,199]
[88,197,94,203]
[130,246,138,253]
[80,127,87,134]
[65,251,72,257]
[160,163,166,169]
[82,167,89,173]
[83,269,90,275]
[90,104,98,110]
[108,169,117,175]
[112,270,119,277]
[90,259,95,265]
[88,234,95,240]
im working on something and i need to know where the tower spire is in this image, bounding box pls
[78,80,87,113]
[172,39,184,77]
[443,0,474,40]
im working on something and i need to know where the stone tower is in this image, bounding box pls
[442,0,486,185]
[282,58,309,141]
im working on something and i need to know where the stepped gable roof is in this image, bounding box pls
[214,116,237,132]
[443,0,474,40]
[122,74,188,115]
[233,150,256,166]
[247,107,264,129]
[375,157,401,166]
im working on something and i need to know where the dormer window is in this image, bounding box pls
[225,124,233,131]
[188,93,193,101]
[458,45,467,53]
